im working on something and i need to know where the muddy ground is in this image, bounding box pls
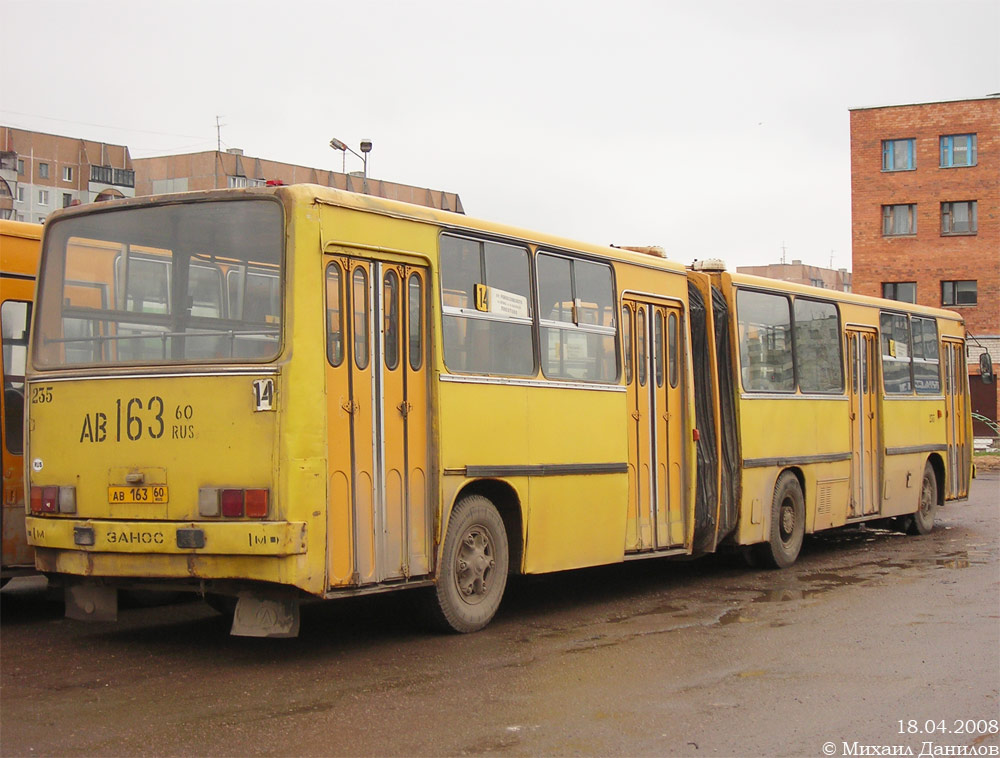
[2,474,998,757]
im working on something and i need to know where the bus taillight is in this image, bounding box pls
[245,489,269,518]
[221,489,244,517]
[29,486,75,514]
[198,488,269,519]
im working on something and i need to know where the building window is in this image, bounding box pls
[228,176,264,188]
[882,282,916,303]
[882,204,916,236]
[91,165,113,184]
[62,166,73,182]
[113,168,135,187]
[16,186,25,203]
[941,201,977,235]
[882,138,915,171]
[940,134,977,167]
[941,280,977,306]
[38,189,49,206]
[38,162,49,179]
[62,193,73,208]
[809,278,824,288]
[17,159,24,175]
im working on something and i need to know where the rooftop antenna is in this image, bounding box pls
[215,115,227,152]
[781,241,787,264]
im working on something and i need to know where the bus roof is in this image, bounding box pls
[40,183,690,277]
[728,271,964,322]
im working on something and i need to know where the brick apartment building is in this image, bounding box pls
[1,127,464,224]
[850,95,999,432]
[133,148,464,213]
[1,127,136,223]
[736,260,852,292]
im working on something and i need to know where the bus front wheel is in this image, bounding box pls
[907,462,938,535]
[755,471,805,569]
[431,495,509,633]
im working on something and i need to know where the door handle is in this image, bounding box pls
[397,401,412,418]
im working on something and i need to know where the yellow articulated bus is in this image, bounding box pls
[1,219,42,584]
[23,186,976,636]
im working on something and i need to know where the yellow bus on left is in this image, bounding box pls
[0,219,42,584]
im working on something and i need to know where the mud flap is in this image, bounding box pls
[230,591,300,638]
[65,583,118,622]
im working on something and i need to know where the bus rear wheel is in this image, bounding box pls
[431,495,509,633]
[907,462,938,535]
[755,471,805,569]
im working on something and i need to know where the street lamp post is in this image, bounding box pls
[329,137,372,178]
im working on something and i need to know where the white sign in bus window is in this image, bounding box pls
[475,284,529,319]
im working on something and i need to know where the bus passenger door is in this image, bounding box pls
[623,298,684,552]
[943,340,969,499]
[847,328,879,518]
[324,256,430,587]
[623,301,652,551]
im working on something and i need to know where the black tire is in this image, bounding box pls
[754,471,805,569]
[907,462,938,535]
[429,495,509,633]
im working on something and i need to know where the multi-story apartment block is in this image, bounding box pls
[850,95,999,433]
[736,260,852,292]
[1,129,464,224]
[134,148,464,213]
[0,127,136,223]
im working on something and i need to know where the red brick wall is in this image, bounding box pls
[850,98,1000,338]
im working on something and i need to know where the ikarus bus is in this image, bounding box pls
[24,185,981,637]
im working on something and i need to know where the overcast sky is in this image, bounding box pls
[3,0,998,270]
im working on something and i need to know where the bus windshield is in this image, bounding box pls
[33,198,283,368]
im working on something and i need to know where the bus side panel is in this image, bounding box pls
[523,475,628,573]
[736,397,852,540]
[437,381,630,575]
[878,398,946,517]
[523,386,629,573]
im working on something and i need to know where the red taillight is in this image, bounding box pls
[220,489,244,518]
[41,486,58,513]
[30,486,74,514]
[245,489,269,518]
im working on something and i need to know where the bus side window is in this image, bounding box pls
[654,309,664,387]
[353,267,369,371]
[622,305,632,385]
[384,269,399,371]
[408,273,423,372]
[637,307,647,387]
[668,311,678,388]
[1,300,31,455]
[326,263,343,367]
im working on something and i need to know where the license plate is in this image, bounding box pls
[108,486,169,504]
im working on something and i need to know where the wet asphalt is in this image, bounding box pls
[2,472,997,757]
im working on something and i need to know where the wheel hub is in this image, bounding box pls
[780,501,795,540]
[455,527,495,604]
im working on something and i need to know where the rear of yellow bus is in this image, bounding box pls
[1,220,42,583]
[25,191,320,636]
